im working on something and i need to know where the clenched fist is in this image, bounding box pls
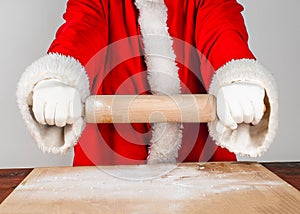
[32,79,82,127]
[216,82,265,133]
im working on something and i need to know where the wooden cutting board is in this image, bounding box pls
[0,162,299,213]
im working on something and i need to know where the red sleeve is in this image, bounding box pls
[48,0,108,81]
[195,0,256,89]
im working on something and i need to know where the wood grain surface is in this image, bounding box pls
[0,169,32,204]
[262,162,300,191]
[0,162,299,213]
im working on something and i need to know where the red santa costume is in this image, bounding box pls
[17,0,278,166]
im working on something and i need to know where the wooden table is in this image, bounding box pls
[0,162,299,213]
[262,162,300,191]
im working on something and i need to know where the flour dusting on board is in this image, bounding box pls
[2,163,299,214]
[17,163,284,202]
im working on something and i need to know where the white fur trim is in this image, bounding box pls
[16,53,90,154]
[208,59,278,157]
[135,0,182,163]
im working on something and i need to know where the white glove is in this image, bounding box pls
[32,79,82,127]
[216,82,265,133]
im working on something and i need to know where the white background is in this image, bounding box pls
[0,0,299,168]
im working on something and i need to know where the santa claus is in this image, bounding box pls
[17,0,278,166]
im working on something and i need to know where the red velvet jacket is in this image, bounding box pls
[47,0,256,165]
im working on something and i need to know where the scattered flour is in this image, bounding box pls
[17,163,284,202]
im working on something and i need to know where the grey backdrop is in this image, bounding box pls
[0,0,299,168]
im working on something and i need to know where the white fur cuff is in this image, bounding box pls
[208,59,279,157]
[16,53,90,154]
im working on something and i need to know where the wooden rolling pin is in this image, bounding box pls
[85,94,216,123]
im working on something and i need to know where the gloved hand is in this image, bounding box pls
[216,82,265,134]
[32,79,82,127]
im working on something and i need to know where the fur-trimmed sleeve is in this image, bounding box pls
[208,59,278,157]
[195,0,278,157]
[16,0,108,154]
[16,54,90,154]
